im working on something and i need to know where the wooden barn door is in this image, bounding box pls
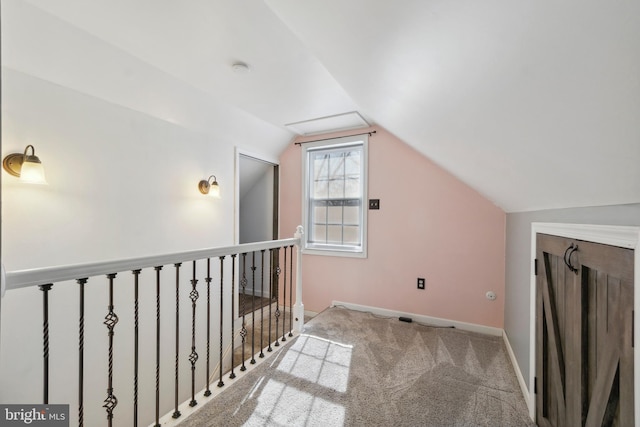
[536,233,634,426]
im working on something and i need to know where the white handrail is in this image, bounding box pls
[5,237,299,291]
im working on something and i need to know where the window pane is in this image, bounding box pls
[343,206,359,224]
[328,152,345,179]
[327,225,342,244]
[313,179,328,199]
[314,205,327,223]
[343,226,360,245]
[344,177,360,198]
[313,155,328,180]
[327,206,342,223]
[345,152,360,176]
[312,225,326,243]
[328,179,344,199]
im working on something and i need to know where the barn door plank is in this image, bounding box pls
[618,277,634,426]
[536,275,549,425]
[585,269,598,422]
[584,326,621,426]
[565,259,582,426]
[541,251,567,423]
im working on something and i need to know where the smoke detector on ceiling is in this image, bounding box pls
[231,62,250,74]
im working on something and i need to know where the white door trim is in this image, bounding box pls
[529,223,640,422]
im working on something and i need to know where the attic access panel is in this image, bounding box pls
[285,112,369,135]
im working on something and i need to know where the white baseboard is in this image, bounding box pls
[331,300,503,336]
[304,309,319,318]
[503,331,533,419]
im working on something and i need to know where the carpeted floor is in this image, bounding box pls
[238,293,273,317]
[182,306,534,427]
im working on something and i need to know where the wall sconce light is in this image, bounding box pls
[2,145,48,184]
[198,175,220,198]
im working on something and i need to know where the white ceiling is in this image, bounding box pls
[8,0,640,212]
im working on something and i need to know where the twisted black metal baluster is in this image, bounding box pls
[229,254,237,379]
[204,259,212,396]
[267,249,273,353]
[218,256,225,387]
[39,283,53,404]
[77,279,87,427]
[250,251,257,364]
[240,253,248,371]
[282,247,287,342]
[259,249,265,358]
[189,261,199,407]
[132,270,141,427]
[274,247,281,347]
[172,263,181,419]
[154,266,162,427]
[103,274,119,426]
[289,245,294,337]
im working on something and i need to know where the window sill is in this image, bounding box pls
[302,247,367,259]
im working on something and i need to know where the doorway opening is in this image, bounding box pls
[238,153,279,316]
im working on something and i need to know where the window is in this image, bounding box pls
[302,135,368,257]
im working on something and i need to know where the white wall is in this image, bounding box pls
[0,66,243,426]
[2,70,234,268]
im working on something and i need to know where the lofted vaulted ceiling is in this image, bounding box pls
[5,0,640,212]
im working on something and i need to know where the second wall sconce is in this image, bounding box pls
[198,175,220,198]
[2,144,48,184]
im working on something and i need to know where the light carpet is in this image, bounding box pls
[181,306,534,426]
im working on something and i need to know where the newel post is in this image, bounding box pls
[293,226,304,333]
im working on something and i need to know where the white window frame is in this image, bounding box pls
[301,135,368,258]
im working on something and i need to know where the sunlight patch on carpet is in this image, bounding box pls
[276,334,353,393]
[243,379,345,426]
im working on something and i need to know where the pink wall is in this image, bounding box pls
[280,127,506,328]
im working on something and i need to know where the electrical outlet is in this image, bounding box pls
[417,278,425,290]
[369,199,380,210]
